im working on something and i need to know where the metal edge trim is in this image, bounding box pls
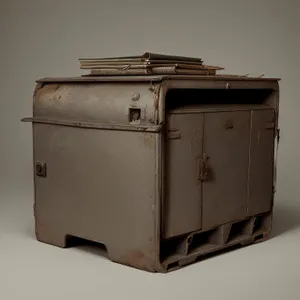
[164,75,281,81]
[35,76,164,83]
[21,117,163,133]
[35,75,280,84]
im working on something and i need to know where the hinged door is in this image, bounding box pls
[164,109,276,238]
[164,113,204,238]
[202,111,251,228]
[247,109,275,216]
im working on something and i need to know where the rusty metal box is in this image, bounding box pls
[22,71,280,272]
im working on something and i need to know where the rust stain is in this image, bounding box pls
[154,93,159,110]
[150,83,161,111]
[53,84,61,92]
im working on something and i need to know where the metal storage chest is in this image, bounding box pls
[23,70,280,272]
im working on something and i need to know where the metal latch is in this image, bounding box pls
[167,129,181,140]
[36,161,47,177]
[198,154,210,181]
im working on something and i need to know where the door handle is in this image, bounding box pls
[198,154,210,181]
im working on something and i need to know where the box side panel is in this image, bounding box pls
[33,124,158,271]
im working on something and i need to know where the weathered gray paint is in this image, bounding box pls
[22,75,280,272]
[202,111,251,228]
[164,113,204,238]
[247,109,275,216]
[33,82,160,126]
[33,124,159,271]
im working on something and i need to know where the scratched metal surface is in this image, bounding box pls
[33,82,161,126]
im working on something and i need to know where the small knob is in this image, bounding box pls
[131,93,140,101]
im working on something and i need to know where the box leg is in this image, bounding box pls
[35,219,68,248]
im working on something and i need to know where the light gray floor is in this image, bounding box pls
[1,195,300,299]
[1,1,300,299]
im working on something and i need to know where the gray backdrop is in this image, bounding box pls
[1,0,299,299]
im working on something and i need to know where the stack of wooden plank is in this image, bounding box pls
[79,52,224,76]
